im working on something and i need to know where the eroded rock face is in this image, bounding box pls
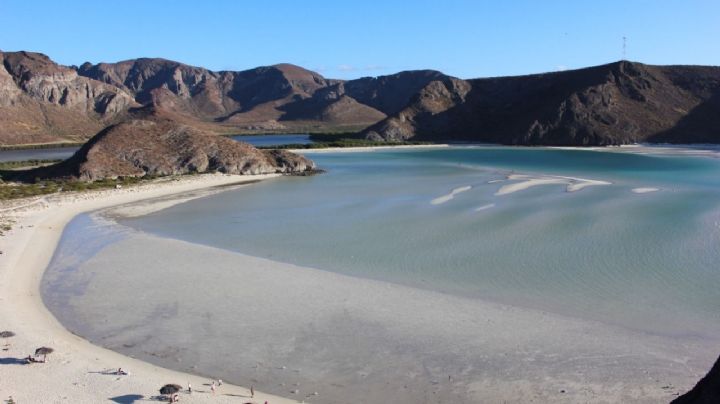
[0,51,448,145]
[672,356,720,404]
[363,61,720,145]
[43,118,315,181]
[0,51,138,144]
[4,52,720,146]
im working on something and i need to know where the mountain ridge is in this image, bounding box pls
[1,50,719,146]
[363,60,720,145]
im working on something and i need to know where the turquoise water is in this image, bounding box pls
[0,146,78,162]
[118,146,720,339]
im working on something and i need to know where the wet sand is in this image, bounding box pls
[43,215,714,403]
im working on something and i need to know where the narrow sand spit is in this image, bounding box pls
[431,185,472,205]
[0,173,298,403]
[495,174,611,195]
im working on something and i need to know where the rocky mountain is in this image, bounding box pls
[364,61,720,145]
[0,51,135,145]
[2,50,720,147]
[30,117,315,181]
[0,50,449,145]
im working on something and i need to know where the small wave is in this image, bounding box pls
[631,187,659,194]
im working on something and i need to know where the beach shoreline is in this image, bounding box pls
[0,173,299,403]
[0,158,714,403]
[42,211,713,404]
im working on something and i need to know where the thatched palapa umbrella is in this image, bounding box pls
[0,331,14,349]
[159,384,182,396]
[0,331,15,338]
[35,346,54,362]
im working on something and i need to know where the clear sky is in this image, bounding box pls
[1,0,718,79]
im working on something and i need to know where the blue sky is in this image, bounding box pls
[1,1,718,79]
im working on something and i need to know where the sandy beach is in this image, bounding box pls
[0,173,299,403]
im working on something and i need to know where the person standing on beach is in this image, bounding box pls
[250,385,255,398]
[187,383,192,393]
[211,381,216,394]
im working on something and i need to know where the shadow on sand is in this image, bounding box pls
[0,357,29,365]
[109,394,144,403]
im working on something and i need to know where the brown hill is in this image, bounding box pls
[31,118,315,181]
[3,51,720,147]
[0,51,135,144]
[75,59,440,134]
[0,51,452,145]
[364,61,720,145]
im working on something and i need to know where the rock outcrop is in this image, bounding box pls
[672,355,720,404]
[34,118,315,181]
[364,61,720,145]
[0,51,448,145]
[0,51,135,144]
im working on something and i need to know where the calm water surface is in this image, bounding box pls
[42,146,720,403]
[114,147,720,337]
[0,134,312,162]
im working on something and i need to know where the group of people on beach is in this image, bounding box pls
[203,379,259,401]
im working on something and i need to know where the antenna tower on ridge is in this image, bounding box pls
[622,36,627,60]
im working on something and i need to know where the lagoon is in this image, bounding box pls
[42,146,720,403]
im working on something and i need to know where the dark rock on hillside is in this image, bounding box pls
[672,355,720,404]
[364,61,720,146]
[342,70,448,115]
[36,118,315,181]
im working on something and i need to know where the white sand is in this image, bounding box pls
[495,174,611,195]
[0,173,299,403]
[632,187,660,194]
[430,185,472,205]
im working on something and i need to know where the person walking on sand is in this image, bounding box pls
[218,379,223,386]
[250,385,255,398]
[187,383,192,393]
[210,381,216,394]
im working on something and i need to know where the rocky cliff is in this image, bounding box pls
[672,355,720,404]
[32,118,315,181]
[364,61,720,145]
[0,51,450,145]
[0,51,135,144]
